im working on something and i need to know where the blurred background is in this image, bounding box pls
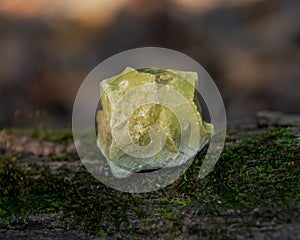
[0,0,299,127]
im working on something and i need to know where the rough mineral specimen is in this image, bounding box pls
[97,67,213,178]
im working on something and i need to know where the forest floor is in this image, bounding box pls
[0,111,299,239]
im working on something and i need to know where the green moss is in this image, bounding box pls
[0,154,70,225]
[0,126,299,237]
[2,128,73,145]
[51,153,70,161]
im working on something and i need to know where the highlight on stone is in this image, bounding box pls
[96,67,213,178]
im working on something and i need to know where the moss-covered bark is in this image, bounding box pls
[0,124,299,239]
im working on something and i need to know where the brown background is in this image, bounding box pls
[0,0,299,127]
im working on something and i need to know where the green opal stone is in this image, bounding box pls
[97,67,213,178]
